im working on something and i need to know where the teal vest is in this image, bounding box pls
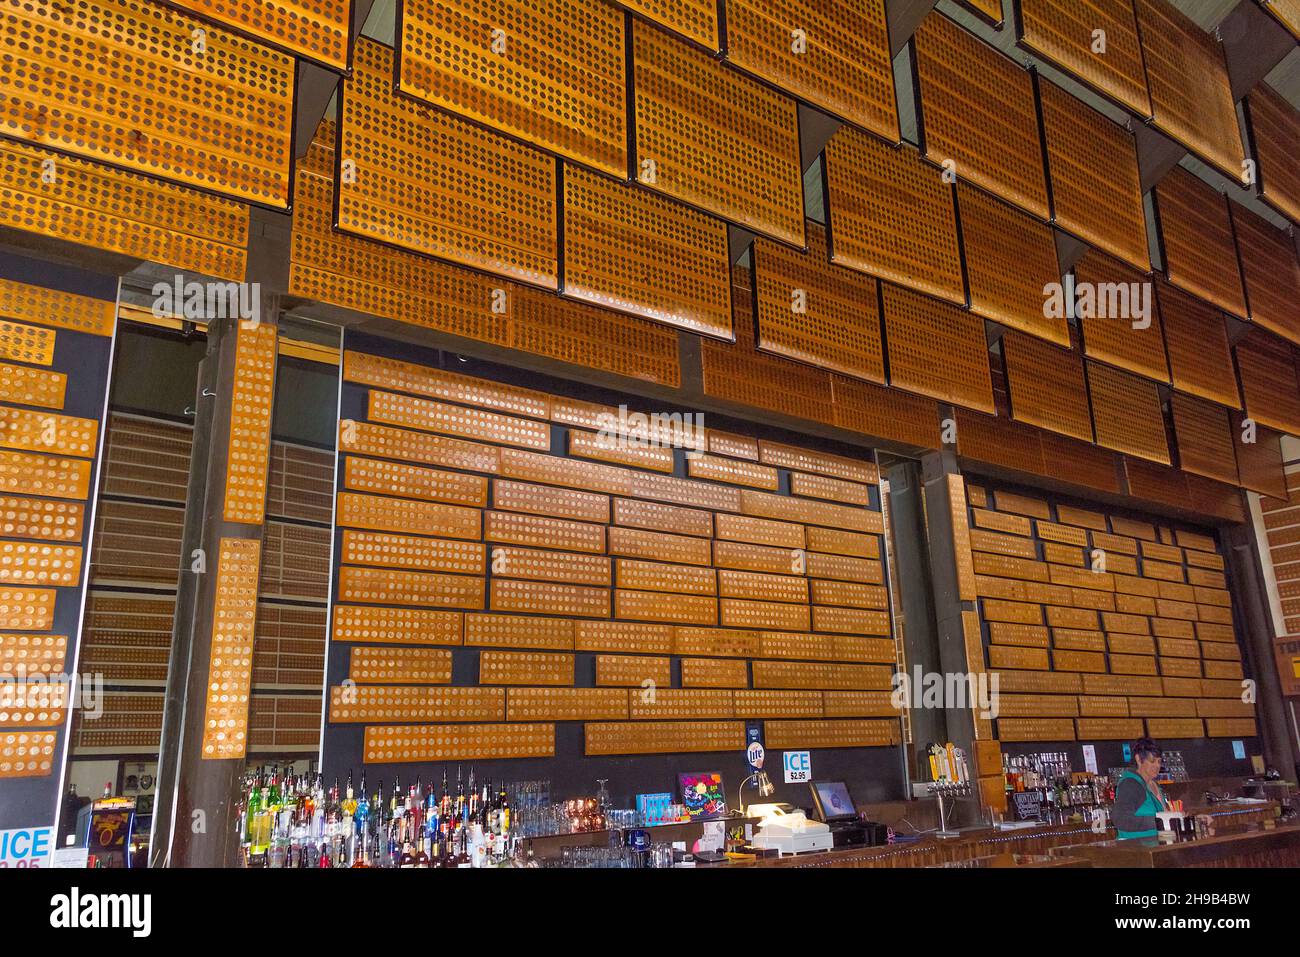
[1115,770,1164,840]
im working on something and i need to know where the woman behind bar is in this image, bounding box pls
[1112,738,1169,840]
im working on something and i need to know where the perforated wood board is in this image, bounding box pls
[1231,203,1300,346]
[0,279,116,338]
[337,39,559,289]
[1038,78,1147,270]
[1016,0,1151,117]
[1156,280,1241,409]
[169,0,351,70]
[584,720,745,755]
[880,282,994,412]
[1248,83,1300,225]
[397,0,626,176]
[823,126,964,306]
[0,139,249,281]
[614,0,718,48]
[1087,362,1169,464]
[200,538,260,759]
[914,12,1049,220]
[365,723,554,761]
[0,0,294,207]
[222,323,276,524]
[1170,392,1238,486]
[1155,168,1247,319]
[724,0,898,144]
[1133,0,1246,181]
[754,223,884,383]
[1002,331,1093,442]
[1074,250,1168,382]
[959,183,1068,345]
[631,20,804,247]
[1235,331,1300,436]
[561,163,730,338]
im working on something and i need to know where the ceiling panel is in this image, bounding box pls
[1087,361,1171,464]
[336,40,559,289]
[631,20,804,247]
[1170,392,1239,486]
[1155,167,1247,320]
[561,163,731,339]
[1230,202,1300,347]
[880,283,994,413]
[823,126,964,306]
[397,0,626,176]
[1075,250,1168,383]
[724,0,897,144]
[1235,330,1300,436]
[1002,331,1093,442]
[0,0,294,207]
[1156,279,1240,409]
[170,0,351,70]
[1038,78,1147,271]
[754,223,885,383]
[1017,0,1152,117]
[1133,0,1247,181]
[959,183,1068,345]
[1247,83,1300,225]
[914,12,1049,220]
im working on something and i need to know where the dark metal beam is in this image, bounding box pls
[294,0,378,157]
[1219,0,1296,101]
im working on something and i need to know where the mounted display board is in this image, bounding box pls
[1016,0,1151,117]
[321,332,905,792]
[914,12,1049,220]
[169,0,352,70]
[959,479,1258,744]
[397,0,627,177]
[630,20,805,247]
[337,40,559,290]
[1038,79,1147,271]
[0,0,295,208]
[822,126,964,306]
[0,259,116,830]
[723,0,898,144]
[1133,0,1247,181]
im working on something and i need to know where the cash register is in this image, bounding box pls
[809,780,878,848]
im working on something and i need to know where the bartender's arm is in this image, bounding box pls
[1111,776,1155,834]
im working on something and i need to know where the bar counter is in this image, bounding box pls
[1048,821,1300,868]
[736,801,1282,869]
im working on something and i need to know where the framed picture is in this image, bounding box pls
[678,771,726,820]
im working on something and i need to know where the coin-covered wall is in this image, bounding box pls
[0,256,118,830]
[951,476,1259,774]
[321,332,909,803]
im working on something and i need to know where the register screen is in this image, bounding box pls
[814,781,855,820]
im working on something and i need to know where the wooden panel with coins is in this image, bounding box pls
[956,479,1257,743]
[0,273,116,783]
[326,336,902,766]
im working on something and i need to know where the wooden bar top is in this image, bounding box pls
[1049,821,1300,868]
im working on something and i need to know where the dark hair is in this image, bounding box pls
[1132,737,1162,762]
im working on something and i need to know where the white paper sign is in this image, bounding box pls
[783,750,811,783]
[1082,744,1098,774]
